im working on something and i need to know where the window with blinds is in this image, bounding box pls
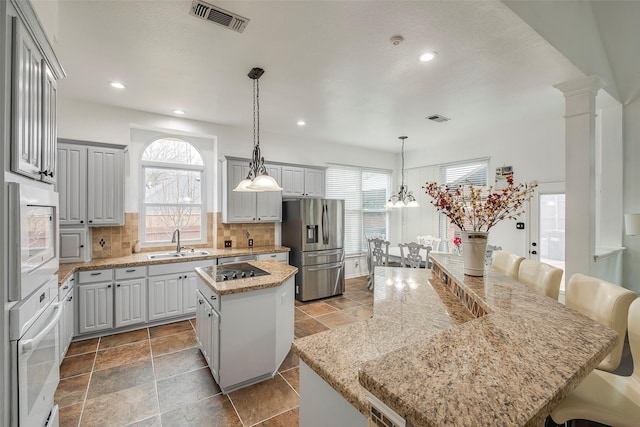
[439,159,489,242]
[326,166,391,255]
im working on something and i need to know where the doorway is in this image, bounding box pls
[529,182,566,294]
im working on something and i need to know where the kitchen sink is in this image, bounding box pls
[147,250,210,260]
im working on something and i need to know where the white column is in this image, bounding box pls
[553,76,606,282]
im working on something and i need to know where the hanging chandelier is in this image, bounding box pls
[385,136,419,208]
[233,67,283,192]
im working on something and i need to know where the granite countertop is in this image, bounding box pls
[195,261,298,295]
[56,246,290,285]
[292,254,618,426]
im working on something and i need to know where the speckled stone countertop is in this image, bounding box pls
[56,246,290,286]
[194,261,298,295]
[293,254,618,427]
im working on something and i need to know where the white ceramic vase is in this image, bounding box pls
[461,231,488,276]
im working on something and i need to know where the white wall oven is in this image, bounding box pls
[7,181,59,301]
[9,277,61,427]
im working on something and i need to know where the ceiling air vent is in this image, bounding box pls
[427,114,451,123]
[189,1,250,33]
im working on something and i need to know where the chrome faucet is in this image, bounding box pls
[171,228,181,254]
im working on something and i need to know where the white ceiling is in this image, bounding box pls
[55,0,585,153]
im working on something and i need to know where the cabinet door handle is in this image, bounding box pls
[68,296,73,301]
[70,277,74,282]
[107,285,112,288]
[80,221,84,224]
[210,295,217,301]
[88,220,93,223]
[117,284,121,287]
[198,300,204,304]
[62,286,68,290]
[208,313,212,317]
[126,269,136,273]
[90,272,102,276]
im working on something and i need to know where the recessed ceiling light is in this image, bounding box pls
[173,109,186,115]
[109,81,126,89]
[418,51,437,62]
[297,120,306,126]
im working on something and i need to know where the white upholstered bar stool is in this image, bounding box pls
[550,298,640,426]
[566,273,637,373]
[491,251,524,280]
[517,259,563,301]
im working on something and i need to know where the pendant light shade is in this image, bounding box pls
[233,67,283,192]
[386,136,420,208]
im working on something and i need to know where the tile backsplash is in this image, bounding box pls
[90,212,274,258]
[215,213,275,249]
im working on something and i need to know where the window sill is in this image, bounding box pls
[593,247,625,262]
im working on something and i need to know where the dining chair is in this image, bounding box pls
[491,251,524,279]
[366,237,400,290]
[565,273,637,372]
[485,245,502,266]
[398,242,428,268]
[550,297,640,426]
[517,259,563,301]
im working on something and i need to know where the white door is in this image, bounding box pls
[181,273,198,314]
[529,182,566,292]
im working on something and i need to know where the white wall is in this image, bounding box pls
[623,97,640,294]
[394,115,566,256]
[57,97,397,248]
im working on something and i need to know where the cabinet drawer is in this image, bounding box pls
[196,279,221,313]
[256,252,289,263]
[78,269,113,284]
[58,276,75,300]
[148,260,212,277]
[115,266,146,280]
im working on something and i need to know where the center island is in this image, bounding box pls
[292,253,617,427]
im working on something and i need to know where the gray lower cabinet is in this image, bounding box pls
[196,289,220,380]
[114,278,147,328]
[78,281,114,335]
[147,260,210,322]
[58,276,75,362]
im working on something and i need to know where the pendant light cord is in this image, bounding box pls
[253,78,259,148]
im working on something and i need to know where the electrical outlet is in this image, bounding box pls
[248,238,254,247]
[224,240,232,248]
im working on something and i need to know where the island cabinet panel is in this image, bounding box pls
[196,276,295,393]
[181,273,198,314]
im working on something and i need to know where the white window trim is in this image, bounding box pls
[139,139,207,247]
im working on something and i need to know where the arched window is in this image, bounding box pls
[140,137,206,244]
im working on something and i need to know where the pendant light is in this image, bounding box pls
[233,67,283,192]
[385,136,419,208]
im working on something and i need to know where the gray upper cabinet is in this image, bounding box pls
[282,165,325,197]
[87,147,125,226]
[220,157,282,224]
[57,140,125,227]
[57,143,87,225]
[11,16,44,180]
[8,3,64,183]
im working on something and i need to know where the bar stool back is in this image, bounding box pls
[517,259,563,301]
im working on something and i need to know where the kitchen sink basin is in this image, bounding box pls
[147,250,210,260]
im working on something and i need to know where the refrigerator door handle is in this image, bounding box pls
[322,203,329,244]
[306,249,343,257]
[306,262,343,272]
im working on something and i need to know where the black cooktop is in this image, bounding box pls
[214,262,270,281]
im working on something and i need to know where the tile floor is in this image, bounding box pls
[55,276,372,427]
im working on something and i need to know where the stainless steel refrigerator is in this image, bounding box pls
[282,198,345,301]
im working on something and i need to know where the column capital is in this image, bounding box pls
[553,75,606,98]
